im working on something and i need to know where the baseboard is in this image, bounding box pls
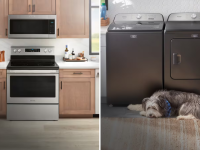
[59,114,93,118]
[93,114,99,118]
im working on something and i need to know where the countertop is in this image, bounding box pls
[101,25,109,34]
[0,61,9,69]
[0,58,99,70]
[56,60,99,69]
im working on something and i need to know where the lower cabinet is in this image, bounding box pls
[59,69,95,116]
[0,70,6,116]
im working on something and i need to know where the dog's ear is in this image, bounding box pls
[158,95,167,109]
[142,98,149,111]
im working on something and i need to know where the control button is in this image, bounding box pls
[18,49,21,53]
[137,14,142,19]
[48,49,52,53]
[44,49,48,53]
[191,13,197,19]
[13,49,17,53]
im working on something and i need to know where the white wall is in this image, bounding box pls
[0,38,99,61]
[107,0,200,22]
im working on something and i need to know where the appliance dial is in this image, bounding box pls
[44,49,48,53]
[18,49,21,53]
[48,49,52,53]
[13,49,17,53]
[137,14,142,19]
[191,13,197,19]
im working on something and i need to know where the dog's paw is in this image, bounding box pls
[127,104,143,111]
[140,111,146,116]
[177,114,196,120]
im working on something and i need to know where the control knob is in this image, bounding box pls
[191,13,197,19]
[44,49,48,53]
[18,49,21,53]
[137,14,142,19]
[48,49,52,53]
[13,49,17,53]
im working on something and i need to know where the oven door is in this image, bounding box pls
[7,70,59,104]
[8,15,56,39]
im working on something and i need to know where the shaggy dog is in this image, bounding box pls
[128,90,200,120]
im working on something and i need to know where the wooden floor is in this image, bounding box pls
[102,117,200,150]
[0,118,99,150]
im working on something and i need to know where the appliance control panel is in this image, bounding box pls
[114,13,163,23]
[168,13,200,21]
[11,46,55,55]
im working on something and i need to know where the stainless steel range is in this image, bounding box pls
[7,46,59,120]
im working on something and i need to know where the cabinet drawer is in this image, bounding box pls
[60,69,95,78]
[0,70,6,78]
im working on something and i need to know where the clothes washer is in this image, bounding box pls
[164,13,200,94]
[106,13,164,105]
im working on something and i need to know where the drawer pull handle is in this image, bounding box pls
[73,72,83,75]
[61,81,62,89]
[4,81,5,90]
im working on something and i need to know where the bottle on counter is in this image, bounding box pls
[65,45,69,59]
[72,49,75,60]
[101,3,107,20]
[69,54,72,60]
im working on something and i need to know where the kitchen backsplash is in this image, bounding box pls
[0,38,99,61]
[108,0,200,21]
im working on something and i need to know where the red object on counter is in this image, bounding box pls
[1,51,5,62]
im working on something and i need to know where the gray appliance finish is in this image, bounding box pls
[8,15,56,39]
[7,46,59,121]
[106,13,164,106]
[165,12,200,94]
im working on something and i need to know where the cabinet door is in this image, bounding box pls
[9,0,32,15]
[60,78,95,115]
[32,0,55,15]
[0,78,6,116]
[56,0,89,38]
[0,0,8,38]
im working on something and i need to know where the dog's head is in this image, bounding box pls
[142,95,169,118]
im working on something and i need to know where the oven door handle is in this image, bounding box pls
[7,70,59,74]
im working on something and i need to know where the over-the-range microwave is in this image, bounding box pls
[8,15,56,39]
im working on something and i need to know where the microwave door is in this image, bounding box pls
[8,15,56,39]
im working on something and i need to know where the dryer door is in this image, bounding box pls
[171,39,200,79]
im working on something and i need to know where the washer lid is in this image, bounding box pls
[107,13,164,32]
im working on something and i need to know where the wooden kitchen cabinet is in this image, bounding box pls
[59,69,95,115]
[9,0,55,15]
[32,0,55,15]
[0,0,8,38]
[0,70,6,117]
[56,0,89,38]
[9,0,32,15]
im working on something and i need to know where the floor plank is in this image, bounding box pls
[0,118,99,150]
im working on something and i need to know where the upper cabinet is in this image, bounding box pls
[9,0,32,15]
[9,0,56,15]
[56,0,89,38]
[32,0,55,15]
[0,0,8,38]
